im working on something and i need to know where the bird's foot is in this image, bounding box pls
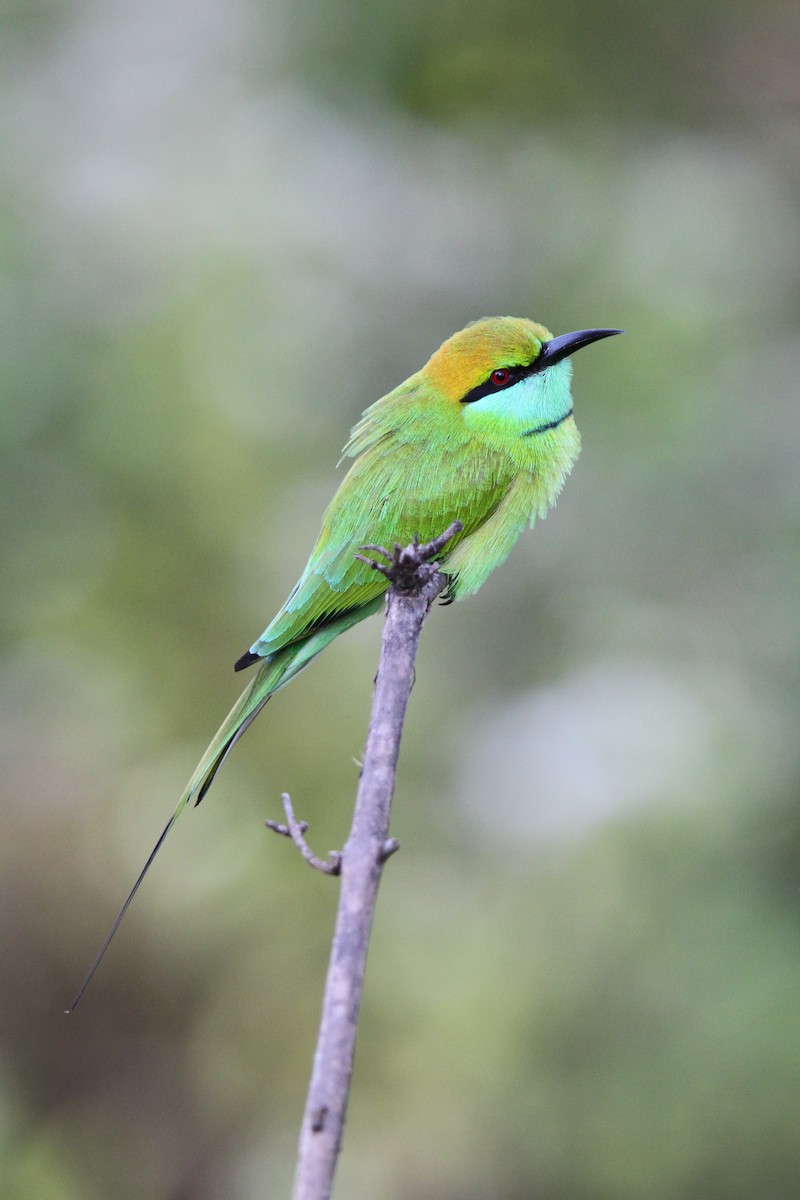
[355,520,463,592]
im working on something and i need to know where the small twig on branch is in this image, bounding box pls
[265,793,342,876]
[291,521,461,1200]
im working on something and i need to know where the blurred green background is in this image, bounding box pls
[2,0,799,1197]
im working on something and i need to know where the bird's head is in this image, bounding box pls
[423,316,622,438]
[343,316,622,462]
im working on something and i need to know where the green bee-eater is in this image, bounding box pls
[69,316,621,1007]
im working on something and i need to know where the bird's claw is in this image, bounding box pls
[356,521,462,592]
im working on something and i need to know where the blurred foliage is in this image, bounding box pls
[1,0,799,1197]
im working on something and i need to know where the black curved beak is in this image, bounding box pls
[535,327,624,372]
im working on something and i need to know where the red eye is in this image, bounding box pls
[490,368,510,386]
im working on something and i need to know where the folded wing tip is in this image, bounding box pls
[234,649,261,672]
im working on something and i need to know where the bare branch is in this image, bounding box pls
[265,794,342,876]
[291,522,460,1200]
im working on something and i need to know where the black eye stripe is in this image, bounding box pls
[459,362,534,405]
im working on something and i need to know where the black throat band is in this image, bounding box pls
[522,407,573,437]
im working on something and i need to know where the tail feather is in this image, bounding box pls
[65,808,180,1012]
[194,695,271,806]
[67,597,384,1010]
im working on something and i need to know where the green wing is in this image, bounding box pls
[244,439,511,660]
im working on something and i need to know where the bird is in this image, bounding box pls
[68,316,621,1009]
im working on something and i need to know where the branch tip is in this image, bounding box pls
[265,818,309,837]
